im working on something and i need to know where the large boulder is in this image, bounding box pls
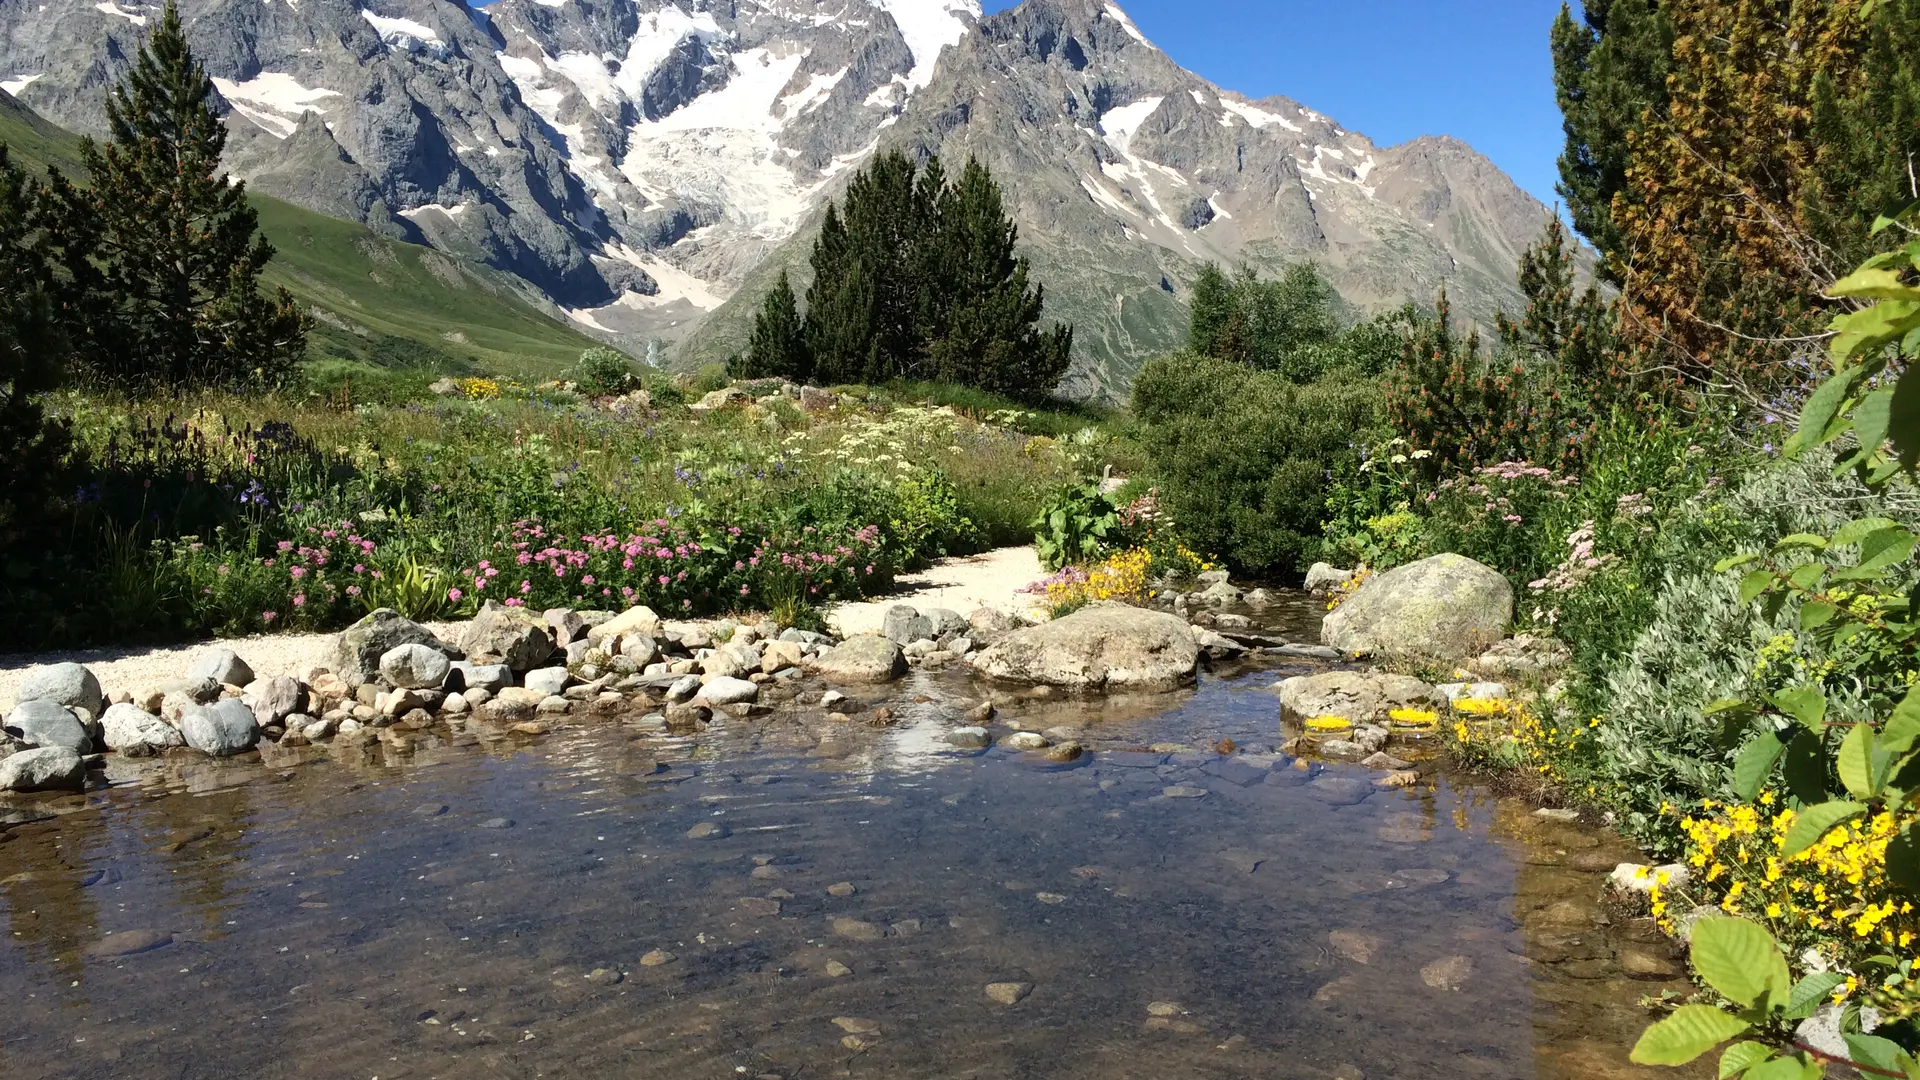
[380,643,451,690]
[178,700,260,757]
[811,635,908,684]
[882,605,936,645]
[14,662,104,717]
[100,703,185,754]
[969,605,1201,692]
[0,746,86,792]
[186,647,254,688]
[924,608,970,637]
[1275,671,1438,723]
[4,699,93,752]
[248,676,309,727]
[1321,553,1513,661]
[461,601,556,672]
[587,605,661,648]
[332,609,456,686]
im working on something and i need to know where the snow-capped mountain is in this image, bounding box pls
[0,0,1559,394]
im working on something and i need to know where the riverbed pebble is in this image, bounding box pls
[985,982,1032,1005]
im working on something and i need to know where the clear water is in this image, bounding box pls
[0,608,1698,1080]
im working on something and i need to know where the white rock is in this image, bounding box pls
[186,647,254,688]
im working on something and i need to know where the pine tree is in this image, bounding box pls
[67,0,307,388]
[927,159,1069,396]
[0,145,72,532]
[837,148,932,382]
[1550,0,1672,277]
[1187,263,1232,358]
[737,269,811,381]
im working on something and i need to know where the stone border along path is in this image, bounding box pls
[0,548,1050,714]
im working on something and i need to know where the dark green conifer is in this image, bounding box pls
[737,269,811,381]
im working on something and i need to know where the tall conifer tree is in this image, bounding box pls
[737,269,811,380]
[68,0,306,388]
[0,145,71,531]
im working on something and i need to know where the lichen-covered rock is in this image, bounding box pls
[332,609,456,686]
[810,635,908,685]
[0,746,86,792]
[14,662,104,718]
[1275,671,1437,722]
[969,605,1200,692]
[461,601,556,672]
[1321,553,1513,661]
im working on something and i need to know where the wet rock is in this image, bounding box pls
[832,917,885,941]
[1272,643,1344,660]
[84,928,174,957]
[1305,563,1356,591]
[1322,553,1513,661]
[882,605,936,645]
[179,699,259,757]
[1045,742,1084,762]
[100,703,184,754]
[825,960,853,978]
[332,609,456,686]
[0,746,86,792]
[985,982,1033,1005]
[1146,1001,1186,1017]
[946,726,991,749]
[971,606,1202,691]
[584,967,623,985]
[812,635,908,684]
[478,817,514,829]
[1276,671,1437,723]
[6,699,92,752]
[1419,955,1474,991]
[1329,930,1381,964]
[412,803,449,817]
[15,662,104,717]
[1035,892,1067,904]
[828,882,857,897]
[1359,751,1413,771]
[699,677,759,706]
[663,674,701,703]
[1618,947,1683,979]
[639,949,676,967]
[1103,751,1167,768]
[833,1016,881,1035]
[1163,785,1210,799]
[1004,731,1050,750]
[1533,807,1581,823]
[1305,776,1373,806]
[1201,759,1268,787]
[736,897,782,917]
[686,821,728,840]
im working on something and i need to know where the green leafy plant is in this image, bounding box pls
[573,346,638,395]
[1031,479,1118,571]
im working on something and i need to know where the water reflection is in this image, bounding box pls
[0,652,1702,1079]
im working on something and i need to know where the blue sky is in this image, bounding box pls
[983,0,1572,207]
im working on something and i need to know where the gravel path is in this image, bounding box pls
[0,547,1046,710]
[826,546,1044,637]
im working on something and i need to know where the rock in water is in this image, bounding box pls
[811,635,908,684]
[179,700,260,757]
[1321,553,1513,661]
[250,676,309,726]
[100,703,185,754]
[985,982,1033,1005]
[446,662,513,695]
[462,601,557,672]
[0,746,86,792]
[380,643,451,690]
[882,605,935,645]
[969,605,1201,691]
[15,662,104,717]
[1277,671,1441,723]
[4,700,92,752]
[332,609,455,686]
[699,677,759,706]
[521,667,571,696]
[186,647,254,688]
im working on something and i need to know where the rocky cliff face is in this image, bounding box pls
[0,0,1558,394]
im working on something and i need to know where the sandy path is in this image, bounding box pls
[827,546,1044,637]
[0,547,1047,710]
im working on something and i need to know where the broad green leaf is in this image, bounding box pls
[1733,731,1786,801]
[1630,1005,1751,1066]
[1828,267,1920,301]
[1718,1041,1773,1079]
[1717,553,1763,573]
[1839,722,1880,799]
[1858,527,1918,572]
[1833,516,1899,547]
[1740,570,1776,604]
[1845,1032,1913,1076]
[1771,686,1829,729]
[1796,367,1861,445]
[1706,698,1759,717]
[1772,533,1831,553]
[1886,829,1920,894]
[1743,1058,1820,1080]
[1783,730,1828,804]
[1783,800,1867,857]
[1690,917,1787,1007]
[1881,690,1920,755]
[1785,971,1846,1020]
[1788,562,1829,590]
[1799,600,1839,630]
[1857,388,1897,455]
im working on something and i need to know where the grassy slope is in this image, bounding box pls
[0,91,600,380]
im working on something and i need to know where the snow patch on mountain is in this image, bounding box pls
[212,72,341,139]
[1101,3,1152,49]
[1,72,39,96]
[94,1,145,24]
[875,0,977,90]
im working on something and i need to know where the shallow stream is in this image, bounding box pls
[1,600,1700,1080]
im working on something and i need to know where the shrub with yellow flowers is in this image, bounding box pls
[1443,695,1601,783]
[457,377,502,400]
[1020,547,1154,616]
